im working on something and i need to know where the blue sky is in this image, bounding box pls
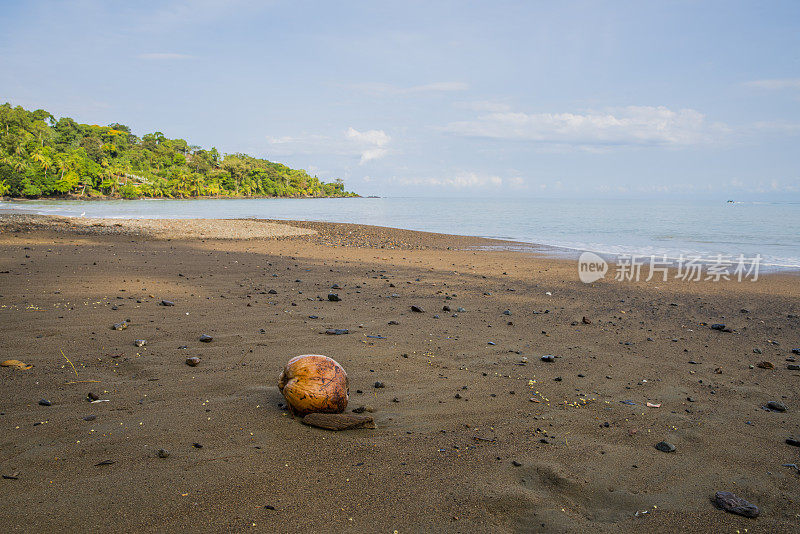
[1,0,798,198]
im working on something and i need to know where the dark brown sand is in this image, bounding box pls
[0,215,799,533]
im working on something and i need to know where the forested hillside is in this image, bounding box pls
[0,103,356,199]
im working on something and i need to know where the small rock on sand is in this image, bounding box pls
[767,400,787,412]
[185,357,201,367]
[112,322,128,331]
[411,305,425,313]
[160,300,175,306]
[157,449,170,458]
[714,491,759,518]
[655,441,676,453]
[199,334,213,343]
[38,399,52,406]
[328,293,340,302]
[541,355,555,362]
[325,328,349,335]
[134,339,146,347]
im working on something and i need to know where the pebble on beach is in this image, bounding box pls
[714,491,759,518]
[199,334,213,343]
[655,441,676,453]
[766,400,787,412]
[325,328,349,335]
[134,339,146,347]
[185,357,201,367]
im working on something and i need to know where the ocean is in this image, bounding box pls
[3,197,799,270]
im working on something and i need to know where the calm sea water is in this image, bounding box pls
[3,197,800,269]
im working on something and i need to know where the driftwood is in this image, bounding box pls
[301,413,375,431]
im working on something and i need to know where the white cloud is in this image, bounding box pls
[399,172,503,188]
[137,53,193,60]
[752,121,800,134]
[350,81,468,96]
[346,127,390,164]
[455,100,512,112]
[744,78,800,90]
[442,105,729,148]
[265,128,391,164]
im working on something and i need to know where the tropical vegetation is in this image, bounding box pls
[0,103,356,199]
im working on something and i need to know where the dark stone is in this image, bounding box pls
[655,441,676,453]
[87,392,99,401]
[192,442,203,448]
[541,355,555,362]
[328,293,340,302]
[112,322,127,330]
[512,460,522,467]
[785,437,800,447]
[374,381,385,388]
[160,300,175,306]
[83,415,96,421]
[756,361,774,369]
[710,324,728,331]
[788,364,800,371]
[714,491,759,518]
[411,305,425,313]
[767,400,787,412]
[268,289,277,294]
[199,334,213,342]
[502,310,512,316]
[792,349,800,355]
[442,305,451,312]
[38,399,51,406]
[185,357,201,367]
[157,449,170,458]
[325,328,349,335]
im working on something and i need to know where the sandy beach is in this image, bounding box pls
[1,214,799,533]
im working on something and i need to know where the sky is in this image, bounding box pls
[1,0,799,198]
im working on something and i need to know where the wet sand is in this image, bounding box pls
[1,215,799,533]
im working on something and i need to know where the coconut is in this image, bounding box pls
[278,354,349,416]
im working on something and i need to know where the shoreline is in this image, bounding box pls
[1,215,799,532]
[3,212,798,275]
